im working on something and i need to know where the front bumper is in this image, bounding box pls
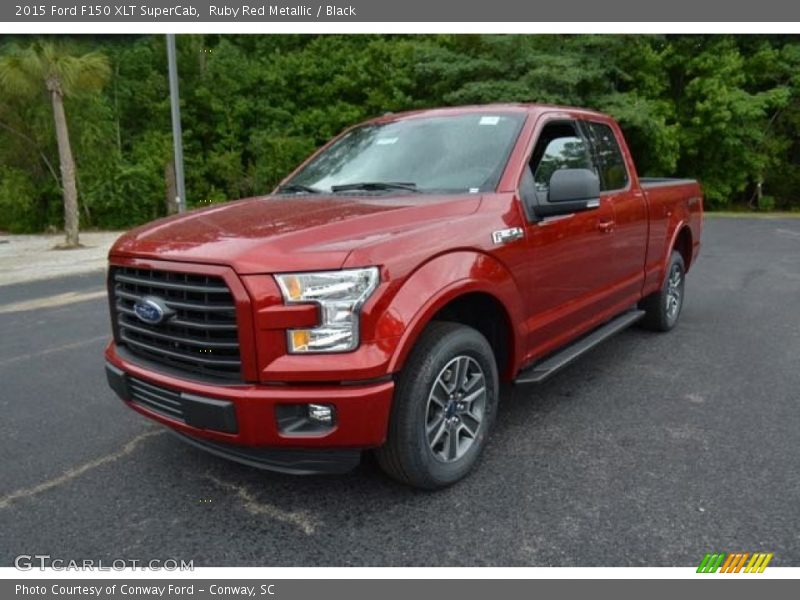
[105,343,394,472]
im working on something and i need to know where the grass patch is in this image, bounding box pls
[706,211,800,219]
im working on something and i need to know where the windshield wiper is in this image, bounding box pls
[331,181,419,193]
[276,183,321,194]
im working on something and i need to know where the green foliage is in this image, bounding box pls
[0,166,39,232]
[0,41,110,98]
[758,195,776,211]
[1,34,800,232]
[667,37,790,208]
[0,39,112,242]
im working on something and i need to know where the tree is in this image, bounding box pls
[0,41,109,247]
[1,34,799,233]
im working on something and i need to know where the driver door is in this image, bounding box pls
[517,118,618,361]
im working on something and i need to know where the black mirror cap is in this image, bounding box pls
[548,168,601,203]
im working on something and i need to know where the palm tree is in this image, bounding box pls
[0,42,110,248]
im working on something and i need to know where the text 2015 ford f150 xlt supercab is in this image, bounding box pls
[105,104,703,489]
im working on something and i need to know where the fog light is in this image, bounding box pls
[308,403,334,424]
[275,403,336,435]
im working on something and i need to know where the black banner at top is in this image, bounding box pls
[3,0,800,22]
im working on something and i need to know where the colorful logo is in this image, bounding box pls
[697,553,773,573]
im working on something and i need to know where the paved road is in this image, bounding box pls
[1,217,799,567]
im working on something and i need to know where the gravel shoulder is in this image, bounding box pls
[0,231,123,286]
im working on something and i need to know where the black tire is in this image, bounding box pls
[639,250,686,332]
[376,321,499,489]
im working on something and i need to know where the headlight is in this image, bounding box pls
[275,267,380,353]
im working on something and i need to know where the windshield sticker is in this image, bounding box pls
[469,187,480,193]
[479,116,500,126]
[376,137,399,145]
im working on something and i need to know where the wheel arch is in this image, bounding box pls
[427,291,515,381]
[673,224,694,272]
[383,251,525,381]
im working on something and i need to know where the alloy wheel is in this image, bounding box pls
[665,263,683,321]
[425,355,487,463]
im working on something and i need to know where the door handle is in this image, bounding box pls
[598,220,615,233]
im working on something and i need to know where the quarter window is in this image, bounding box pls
[585,122,629,191]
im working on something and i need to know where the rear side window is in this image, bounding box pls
[585,122,629,191]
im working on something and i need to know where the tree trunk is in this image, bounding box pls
[50,88,80,247]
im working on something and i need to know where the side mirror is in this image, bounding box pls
[534,169,601,218]
[549,168,600,203]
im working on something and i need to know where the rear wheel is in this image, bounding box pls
[639,250,686,332]
[376,321,498,489]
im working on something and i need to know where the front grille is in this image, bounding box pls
[111,266,242,380]
[129,376,185,422]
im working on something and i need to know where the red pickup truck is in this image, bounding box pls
[105,104,703,489]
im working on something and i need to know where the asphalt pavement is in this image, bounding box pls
[1,216,799,567]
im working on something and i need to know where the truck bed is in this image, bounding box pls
[639,176,703,290]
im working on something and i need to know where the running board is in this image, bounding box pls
[514,309,645,385]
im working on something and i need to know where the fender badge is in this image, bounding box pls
[492,227,524,245]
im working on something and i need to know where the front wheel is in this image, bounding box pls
[375,321,499,489]
[639,250,686,332]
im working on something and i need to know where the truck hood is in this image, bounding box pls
[110,194,481,273]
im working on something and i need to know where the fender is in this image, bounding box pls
[642,217,688,298]
[643,190,695,297]
[665,217,691,271]
[379,251,526,376]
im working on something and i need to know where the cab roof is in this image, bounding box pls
[369,103,609,125]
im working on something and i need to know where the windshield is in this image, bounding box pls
[283,113,526,194]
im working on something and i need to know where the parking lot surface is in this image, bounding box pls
[1,216,798,566]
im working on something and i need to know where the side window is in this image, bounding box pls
[586,121,629,191]
[530,122,595,195]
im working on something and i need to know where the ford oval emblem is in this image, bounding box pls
[133,296,172,325]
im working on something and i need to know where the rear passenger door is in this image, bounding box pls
[582,120,648,304]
